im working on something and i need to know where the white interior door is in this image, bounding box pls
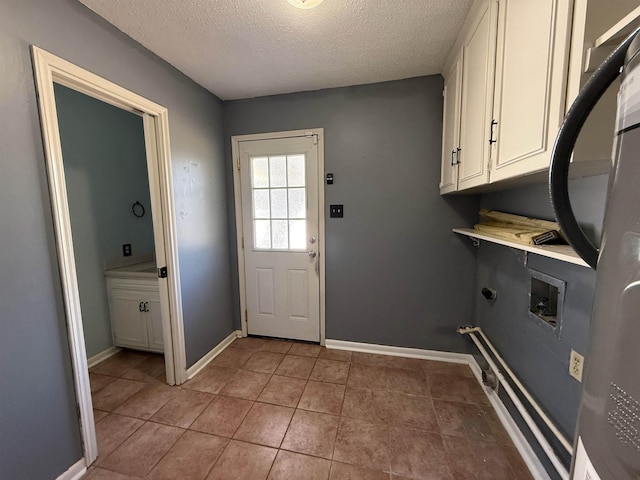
[239,135,320,342]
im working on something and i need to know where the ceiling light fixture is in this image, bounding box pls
[287,0,324,9]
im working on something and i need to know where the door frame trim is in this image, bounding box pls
[231,129,326,344]
[31,46,187,465]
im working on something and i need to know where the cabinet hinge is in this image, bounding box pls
[158,266,168,278]
[241,236,244,249]
[245,309,248,322]
[237,158,240,170]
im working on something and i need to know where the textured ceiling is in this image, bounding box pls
[78,0,473,100]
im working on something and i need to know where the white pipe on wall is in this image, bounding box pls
[460,326,573,453]
[458,326,571,480]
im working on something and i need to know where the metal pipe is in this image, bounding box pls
[458,326,570,480]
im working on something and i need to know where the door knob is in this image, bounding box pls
[308,250,317,258]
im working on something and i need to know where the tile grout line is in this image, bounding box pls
[236,345,297,478]
[142,421,188,478]
[199,436,231,480]
[230,344,316,479]
[330,360,351,465]
[270,353,315,465]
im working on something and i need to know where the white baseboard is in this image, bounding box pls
[87,346,122,368]
[186,330,242,380]
[325,338,550,480]
[325,339,473,365]
[56,458,86,480]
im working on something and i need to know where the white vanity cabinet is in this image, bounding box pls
[440,0,574,192]
[105,264,163,353]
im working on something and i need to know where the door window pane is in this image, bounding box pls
[271,220,289,249]
[270,189,288,219]
[289,220,306,250]
[251,157,269,188]
[287,155,305,187]
[250,153,307,250]
[269,156,287,188]
[288,188,306,219]
[253,190,270,219]
[254,220,271,249]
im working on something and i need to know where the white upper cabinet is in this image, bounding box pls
[490,0,573,182]
[458,0,498,190]
[440,53,462,194]
[440,0,574,193]
[440,0,640,194]
[440,0,498,193]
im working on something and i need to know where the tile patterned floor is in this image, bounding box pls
[84,338,534,480]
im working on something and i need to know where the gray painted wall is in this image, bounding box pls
[481,174,609,244]
[0,0,234,477]
[473,175,608,476]
[223,77,481,352]
[56,84,155,358]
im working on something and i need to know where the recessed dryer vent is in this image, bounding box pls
[528,269,565,337]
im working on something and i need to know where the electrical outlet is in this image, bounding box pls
[569,349,584,382]
[122,243,132,257]
[329,204,343,218]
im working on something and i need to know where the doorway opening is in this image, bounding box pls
[54,83,166,364]
[32,46,186,466]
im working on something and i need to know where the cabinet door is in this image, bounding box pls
[490,0,573,182]
[109,288,148,349]
[146,295,164,353]
[458,0,498,191]
[440,53,463,194]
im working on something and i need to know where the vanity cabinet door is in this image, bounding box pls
[106,277,163,353]
[146,295,164,353]
[109,287,149,349]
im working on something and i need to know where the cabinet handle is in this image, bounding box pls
[451,147,461,166]
[139,301,145,312]
[144,302,149,312]
[489,120,498,145]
